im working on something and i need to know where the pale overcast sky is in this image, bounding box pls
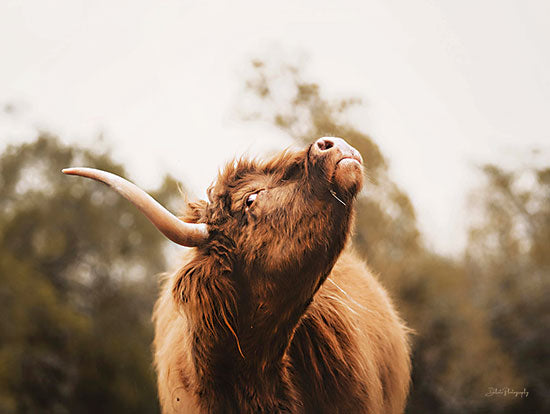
[1,0,549,255]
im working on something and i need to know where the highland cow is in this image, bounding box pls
[64,137,411,413]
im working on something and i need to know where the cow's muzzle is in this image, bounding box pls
[310,137,364,197]
[311,137,363,165]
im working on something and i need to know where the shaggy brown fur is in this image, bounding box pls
[153,139,411,413]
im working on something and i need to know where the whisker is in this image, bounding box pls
[330,190,346,206]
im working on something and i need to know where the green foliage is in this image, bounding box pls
[0,135,177,413]
[466,164,550,411]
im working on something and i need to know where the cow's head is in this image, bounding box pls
[192,137,362,281]
[64,137,363,357]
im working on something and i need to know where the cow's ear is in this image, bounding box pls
[173,250,234,303]
[172,254,238,341]
[182,199,208,223]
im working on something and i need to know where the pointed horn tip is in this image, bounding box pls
[63,167,93,176]
[62,167,78,175]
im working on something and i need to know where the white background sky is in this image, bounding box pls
[1,0,549,255]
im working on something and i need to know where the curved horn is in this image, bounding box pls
[62,167,209,247]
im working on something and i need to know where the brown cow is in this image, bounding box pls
[64,137,411,413]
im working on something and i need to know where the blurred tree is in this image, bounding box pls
[0,134,181,413]
[244,60,525,413]
[466,164,550,412]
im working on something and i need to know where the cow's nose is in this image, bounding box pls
[314,137,363,164]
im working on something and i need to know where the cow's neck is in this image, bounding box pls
[239,206,352,371]
[189,206,352,412]
[189,300,300,412]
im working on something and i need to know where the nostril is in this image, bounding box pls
[316,138,334,151]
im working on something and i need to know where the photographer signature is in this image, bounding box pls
[485,387,529,398]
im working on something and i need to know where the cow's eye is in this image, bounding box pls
[246,192,258,208]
